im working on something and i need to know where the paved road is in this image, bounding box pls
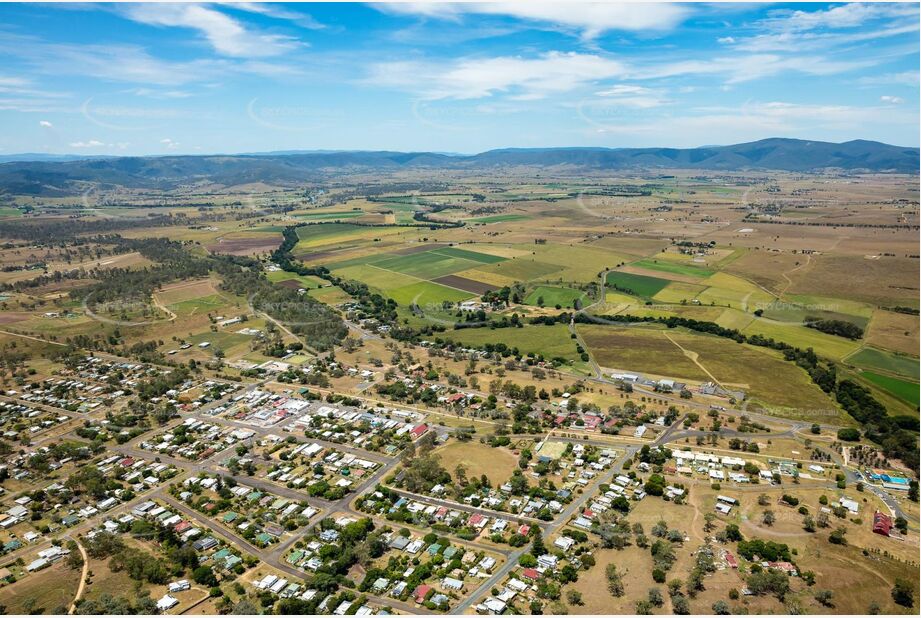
[449,417,660,615]
[11,341,912,616]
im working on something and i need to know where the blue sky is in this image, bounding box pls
[0,2,918,155]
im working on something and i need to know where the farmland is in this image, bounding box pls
[0,157,917,617]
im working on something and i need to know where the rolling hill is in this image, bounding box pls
[0,138,916,195]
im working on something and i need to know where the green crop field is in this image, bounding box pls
[432,246,507,264]
[295,222,363,241]
[859,371,920,406]
[469,214,529,223]
[847,347,920,380]
[479,258,564,281]
[375,251,480,279]
[386,280,473,306]
[606,271,671,298]
[332,264,420,290]
[524,285,587,308]
[632,258,715,278]
[297,210,365,220]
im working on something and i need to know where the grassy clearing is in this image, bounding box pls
[715,307,757,330]
[169,294,231,315]
[652,281,707,303]
[742,318,861,361]
[187,330,252,352]
[696,272,776,308]
[0,561,81,614]
[443,324,581,362]
[847,346,920,380]
[307,286,352,305]
[865,309,920,356]
[524,285,587,308]
[606,271,670,298]
[760,304,870,329]
[265,271,327,288]
[580,324,842,418]
[579,323,708,380]
[433,441,519,483]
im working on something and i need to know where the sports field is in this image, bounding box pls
[387,281,473,306]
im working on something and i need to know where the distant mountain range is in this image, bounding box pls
[1,138,917,195]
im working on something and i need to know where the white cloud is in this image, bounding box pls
[367,51,625,100]
[720,3,919,53]
[859,71,920,88]
[634,53,874,84]
[70,140,104,148]
[39,120,53,128]
[129,88,192,99]
[377,2,691,39]
[593,84,670,108]
[880,95,904,104]
[120,3,299,57]
[0,32,299,86]
[223,2,327,30]
[160,138,180,149]
[760,3,917,33]
[728,22,919,53]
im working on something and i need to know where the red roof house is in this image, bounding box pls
[518,524,531,536]
[873,511,892,536]
[413,584,432,603]
[174,521,192,533]
[522,568,540,580]
[410,423,429,439]
[725,552,738,569]
[468,514,486,528]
